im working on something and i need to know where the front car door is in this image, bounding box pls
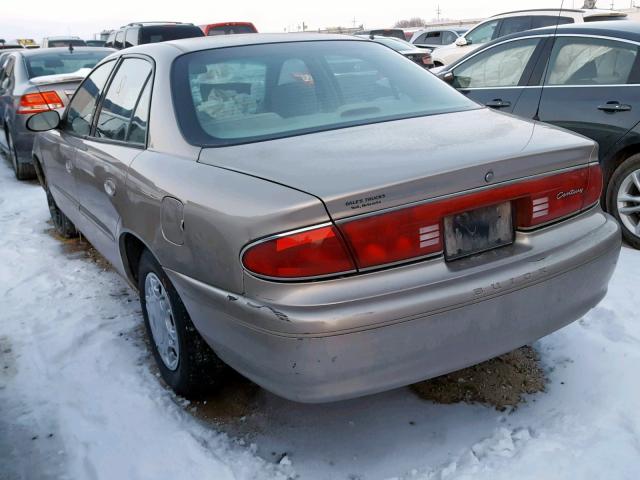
[73,56,153,265]
[449,36,547,115]
[537,35,640,160]
[42,60,116,217]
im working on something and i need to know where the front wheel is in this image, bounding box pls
[606,154,640,249]
[46,190,78,238]
[138,250,225,398]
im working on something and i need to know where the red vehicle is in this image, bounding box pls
[200,22,257,36]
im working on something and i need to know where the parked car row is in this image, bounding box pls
[0,29,620,404]
[436,21,640,249]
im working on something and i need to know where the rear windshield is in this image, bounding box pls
[47,39,86,47]
[172,40,476,146]
[374,37,413,52]
[207,25,256,35]
[25,51,110,79]
[140,25,204,44]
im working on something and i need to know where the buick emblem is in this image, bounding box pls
[485,170,494,183]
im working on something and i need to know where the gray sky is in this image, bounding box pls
[0,0,634,40]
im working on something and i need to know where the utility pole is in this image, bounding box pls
[436,5,441,22]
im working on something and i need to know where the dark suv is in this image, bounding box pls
[105,22,204,50]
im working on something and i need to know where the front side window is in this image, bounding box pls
[95,58,152,142]
[546,37,639,86]
[442,31,458,45]
[63,61,115,136]
[465,20,499,45]
[453,38,540,88]
[25,51,110,79]
[173,40,477,146]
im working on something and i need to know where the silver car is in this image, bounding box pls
[0,47,113,179]
[27,34,621,403]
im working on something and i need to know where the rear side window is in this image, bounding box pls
[95,58,152,142]
[546,37,639,86]
[532,16,573,28]
[125,28,139,48]
[114,31,124,49]
[425,31,442,45]
[207,25,256,35]
[172,40,476,146]
[140,25,204,44]
[497,16,532,37]
[64,61,115,136]
[25,51,110,79]
[452,38,540,88]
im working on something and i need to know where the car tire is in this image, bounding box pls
[6,129,36,181]
[138,249,225,398]
[606,153,640,249]
[46,189,78,238]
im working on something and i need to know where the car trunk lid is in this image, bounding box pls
[198,108,595,220]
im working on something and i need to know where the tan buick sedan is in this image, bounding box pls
[26,34,620,402]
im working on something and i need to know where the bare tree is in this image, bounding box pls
[394,17,427,28]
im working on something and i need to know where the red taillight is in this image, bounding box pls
[242,224,356,279]
[242,165,603,279]
[340,165,602,270]
[17,91,64,114]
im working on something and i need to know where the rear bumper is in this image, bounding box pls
[168,209,621,402]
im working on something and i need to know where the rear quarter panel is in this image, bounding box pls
[123,152,329,293]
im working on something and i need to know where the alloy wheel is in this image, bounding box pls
[616,168,640,239]
[145,272,180,371]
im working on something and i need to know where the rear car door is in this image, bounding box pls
[537,35,640,159]
[73,56,152,265]
[450,36,546,114]
[45,60,116,214]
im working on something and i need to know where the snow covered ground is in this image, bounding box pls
[1,155,639,480]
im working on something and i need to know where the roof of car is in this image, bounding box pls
[491,8,627,17]
[13,46,115,58]
[155,32,365,53]
[503,20,640,42]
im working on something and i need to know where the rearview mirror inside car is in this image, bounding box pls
[455,37,468,47]
[26,110,60,132]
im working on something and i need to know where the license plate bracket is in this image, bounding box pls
[444,202,514,261]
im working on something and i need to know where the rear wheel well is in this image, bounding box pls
[32,154,46,189]
[121,233,147,287]
[604,144,640,185]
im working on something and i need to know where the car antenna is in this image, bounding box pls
[533,0,565,121]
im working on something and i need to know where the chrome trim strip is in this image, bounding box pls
[334,163,593,223]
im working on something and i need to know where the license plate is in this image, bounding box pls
[444,202,514,261]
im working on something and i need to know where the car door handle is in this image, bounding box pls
[597,102,631,113]
[485,99,511,109]
[104,179,116,197]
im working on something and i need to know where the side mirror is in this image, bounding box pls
[441,71,454,84]
[455,37,468,47]
[26,110,60,132]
